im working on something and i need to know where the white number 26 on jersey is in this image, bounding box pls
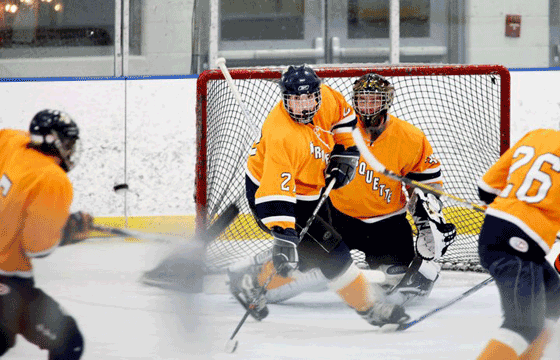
[501,146,560,203]
[0,174,12,197]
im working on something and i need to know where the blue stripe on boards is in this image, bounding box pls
[0,74,199,83]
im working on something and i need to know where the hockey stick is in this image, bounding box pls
[204,57,261,222]
[136,204,240,292]
[352,128,487,213]
[224,179,336,353]
[92,204,239,244]
[91,225,181,243]
[216,57,259,138]
[395,276,494,331]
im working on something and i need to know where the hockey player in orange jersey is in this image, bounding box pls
[476,129,560,360]
[229,73,457,310]
[0,110,93,359]
[230,65,411,327]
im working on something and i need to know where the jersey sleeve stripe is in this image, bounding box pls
[0,269,33,278]
[295,193,321,201]
[332,116,357,133]
[26,243,59,259]
[407,169,442,182]
[255,199,296,223]
[261,215,296,225]
[245,167,261,186]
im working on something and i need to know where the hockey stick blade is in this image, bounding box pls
[395,276,495,331]
[91,225,184,243]
[92,204,239,244]
[203,203,240,243]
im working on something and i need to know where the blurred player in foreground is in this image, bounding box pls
[0,110,93,359]
[476,129,560,360]
[229,65,411,327]
[229,73,456,308]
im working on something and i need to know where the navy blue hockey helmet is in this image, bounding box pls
[29,109,81,172]
[279,65,322,124]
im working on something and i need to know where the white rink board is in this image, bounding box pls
[0,70,559,218]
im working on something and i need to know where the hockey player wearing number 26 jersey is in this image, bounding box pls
[234,66,410,327]
[476,129,560,360]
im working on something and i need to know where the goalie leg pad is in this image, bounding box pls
[374,264,408,292]
[266,268,328,303]
[386,257,441,306]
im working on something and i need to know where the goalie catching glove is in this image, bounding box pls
[326,144,360,189]
[60,211,94,246]
[409,188,456,261]
[271,227,300,277]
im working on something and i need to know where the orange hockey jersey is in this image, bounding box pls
[246,84,356,230]
[330,115,442,221]
[478,129,560,253]
[0,129,73,277]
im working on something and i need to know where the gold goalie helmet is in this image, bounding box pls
[352,73,395,137]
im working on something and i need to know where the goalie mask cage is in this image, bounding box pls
[196,64,510,274]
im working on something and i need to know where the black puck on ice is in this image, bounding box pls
[113,183,129,193]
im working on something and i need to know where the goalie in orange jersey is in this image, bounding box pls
[475,129,560,360]
[0,110,93,359]
[228,66,411,327]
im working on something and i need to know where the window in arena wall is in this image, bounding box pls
[219,0,305,41]
[348,0,430,39]
[0,0,126,57]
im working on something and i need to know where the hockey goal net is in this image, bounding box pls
[196,64,510,274]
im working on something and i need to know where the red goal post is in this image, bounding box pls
[196,64,510,273]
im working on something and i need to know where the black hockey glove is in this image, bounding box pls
[60,211,94,246]
[326,144,360,189]
[410,189,456,260]
[271,227,300,277]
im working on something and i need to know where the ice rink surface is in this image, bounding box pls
[4,239,560,360]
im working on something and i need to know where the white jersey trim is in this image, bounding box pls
[415,166,441,174]
[477,178,502,195]
[486,207,550,253]
[332,114,356,134]
[255,194,297,205]
[26,243,58,259]
[246,167,260,186]
[420,175,443,184]
[296,193,321,201]
[359,208,407,224]
[0,268,33,278]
